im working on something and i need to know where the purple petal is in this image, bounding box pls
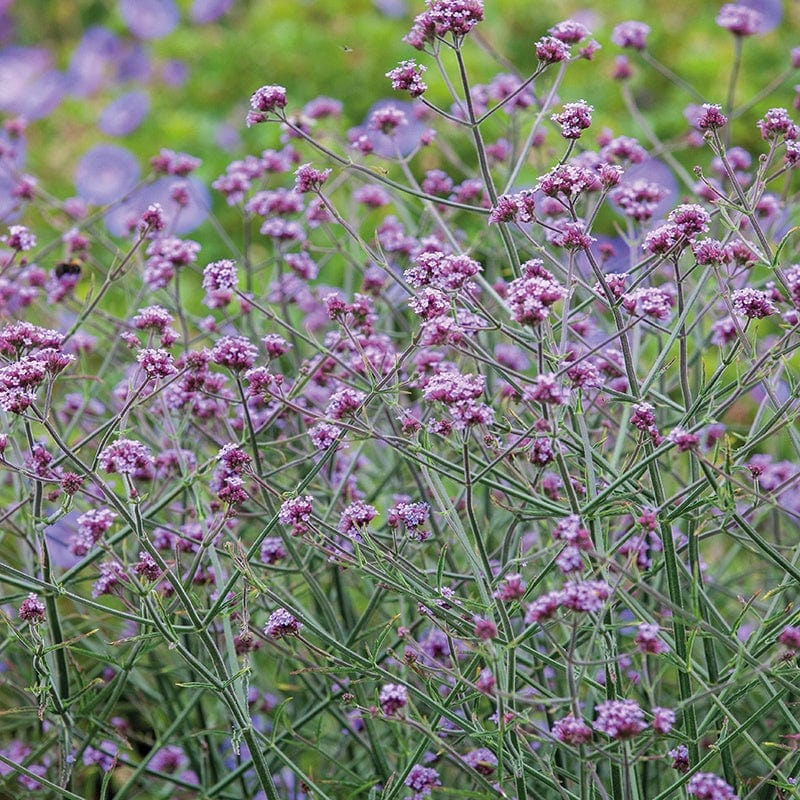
[104,176,210,236]
[68,27,123,96]
[98,90,150,136]
[190,0,234,24]
[0,46,52,110]
[75,144,140,205]
[13,69,68,120]
[161,59,188,87]
[119,0,180,40]
[115,42,152,83]
[738,0,782,33]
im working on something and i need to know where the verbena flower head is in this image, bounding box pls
[553,714,592,744]
[98,439,154,475]
[279,495,314,534]
[731,288,777,318]
[202,259,238,308]
[18,592,46,624]
[405,764,441,799]
[757,107,798,140]
[611,21,650,50]
[408,0,484,45]
[247,84,287,126]
[211,335,258,371]
[652,706,676,734]
[295,163,332,193]
[593,699,647,739]
[687,772,739,799]
[535,36,571,63]
[697,103,728,131]
[669,744,690,773]
[716,3,762,36]
[551,100,593,139]
[462,747,497,775]
[506,260,566,326]
[378,682,408,715]
[549,19,590,44]
[387,60,428,97]
[265,608,301,638]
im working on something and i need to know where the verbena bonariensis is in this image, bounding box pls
[2,2,800,798]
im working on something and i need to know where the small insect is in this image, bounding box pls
[54,258,82,279]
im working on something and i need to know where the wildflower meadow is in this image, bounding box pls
[2,0,800,798]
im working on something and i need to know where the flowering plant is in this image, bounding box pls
[2,2,800,799]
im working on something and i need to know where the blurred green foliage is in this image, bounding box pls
[10,0,800,203]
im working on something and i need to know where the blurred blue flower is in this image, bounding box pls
[120,0,180,40]
[75,144,140,205]
[98,91,150,136]
[190,0,234,24]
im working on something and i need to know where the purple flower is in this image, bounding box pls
[667,426,700,452]
[190,0,234,23]
[82,740,118,772]
[211,335,258,371]
[405,764,441,799]
[137,348,176,380]
[379,683,408,715]
[652,706,676,734]
[667,203,710,237]
[778,625,800,651]
[535,36,571,63]
[5,225,36,251]
[279,495,314,534]
[731,287,777,318]
[551,100,593,139]
[260,538,286,565]
[593,699,647,739]
[70,508,117,555]
[549,19,591,43]
[561,580,612,613]
[687,772,739,799]
[387,60,428,98]
[120,0,179,40]
[634,622,668,654]
[98,90,150,136]
[611,21,650,50]
[326,387,366,419]
[553,714,592,744]
[92,560,128,598]
[150,744,187,774]
[493,572,527,601]
[98,439,154,475]
[757,107,798,141]
[697,103,728,131]
[265,607,301,638]
[338,500,378,538]
[202,259,238,308]
[18,592,46,624]
[506,259,566,326]
[369,105,408,135]
[473,616,497,640]
[669,744,690,773]
[134,551,161,581]
[463,747,497,775]
[247,85,288,125]
[716,3,763,36]
[294,163,331,193]
[75,144,140,205]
